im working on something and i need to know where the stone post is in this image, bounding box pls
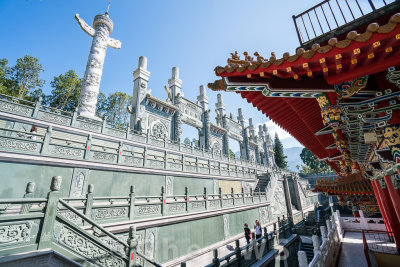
[321,226,328,241]
[185,187,190,213]
[129,185,135,221]
[169,67,183,142]
[298,251,308,267]
[41,126,52,155]
[212,249,220,266]
[21,182,35,214]
[128,226,138,267]
[38,176,62,250]
[32,97,42,118]
[326,219,332,232]
[312,234,321,256]
[161,186,166,216]
[204,187,208,210]
[75,12,121,120]
[84,184,94,226]
[198,85,210,150]
[216,94,229,155]
[131,56,150,132]
[84,134,92,160]
[238,108,250,161]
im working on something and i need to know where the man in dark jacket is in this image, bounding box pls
[244,223,251,244]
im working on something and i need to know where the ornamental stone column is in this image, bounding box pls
[249,118,260,163]
[75,12,121,120]
[238,108,250,161]
[130,56,150,132]
[198,85,210,150]
[169,67,183,142]
[216,94,229,155]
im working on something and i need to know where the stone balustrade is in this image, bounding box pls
[0,114,285,179]
[0,181,269,227]
[334,210,386,232]
[298,216,341,267]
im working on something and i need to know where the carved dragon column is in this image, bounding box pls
[216,94,229,155]
[130,56,150,132]
[198,85,210,150]
[75,12,121,120]
[169,67,183,143]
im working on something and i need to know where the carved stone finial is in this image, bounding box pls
[217,93,223,103]
[172,67,179,79]
[249,118,253,126]
[129,225,137,239]
[50,176,62,191]
[88,184,94,193]
[26,182,35,194]
[138,56,147,69]
[199,85,205,96]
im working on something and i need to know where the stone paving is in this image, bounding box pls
[337,232,368,267]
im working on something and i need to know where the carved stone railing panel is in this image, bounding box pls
[0,99,34,117]
[135,204,162,218]
[0,136,41,155]
[0,114,285,179]
[0,220,41,250]
[48,144,85,160]
[166,202,186,214]
[75,118,102,133]
[38,110,72,126]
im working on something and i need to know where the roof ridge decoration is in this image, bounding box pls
[214,13,400,76]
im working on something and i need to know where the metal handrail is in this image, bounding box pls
[292,0,392,47]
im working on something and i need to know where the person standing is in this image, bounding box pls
[254,220,262,240]
[244,223,251,244]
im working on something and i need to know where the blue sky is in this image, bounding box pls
[0,0,336,149]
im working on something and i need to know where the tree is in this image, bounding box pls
[192,138,199,148]
[229,149,235,159]
[184,137,191,146]
[46,70,82,111]
[0,58,13,95]
[274,133,288,169]
[10,55,44,99]
[299,148,332,174]
[102,92,132,127]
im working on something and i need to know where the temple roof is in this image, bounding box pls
[214,13,400,86]
[313,173,373,195]
[209,12,400,175]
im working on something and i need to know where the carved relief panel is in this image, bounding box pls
[144,228,157,263]
[165,176,174,196]
[69,168,89,197]
[223,214,230,240]
[178,98,203,128]
[224,118,243,142]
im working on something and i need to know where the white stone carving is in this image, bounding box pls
[75,13,121,120]
[69,168,88,197]
[223,214,230,240]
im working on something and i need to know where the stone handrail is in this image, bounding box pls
[334,210,386,232]
[0,115,288,180]
[0,94,280,175]
[0,177,161,267]
[2,180,269,228]
[298,215,341,267]
[202,221,296,267]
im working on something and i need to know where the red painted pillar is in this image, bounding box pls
[373,179,400,249]
[371,180,393,237]
[384,175,400,226]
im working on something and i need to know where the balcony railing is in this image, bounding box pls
[292,0,397,48]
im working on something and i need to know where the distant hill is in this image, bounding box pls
[233,147,303,172]
[284,147,303,172]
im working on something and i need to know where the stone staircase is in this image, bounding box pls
[300,242,314,263]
